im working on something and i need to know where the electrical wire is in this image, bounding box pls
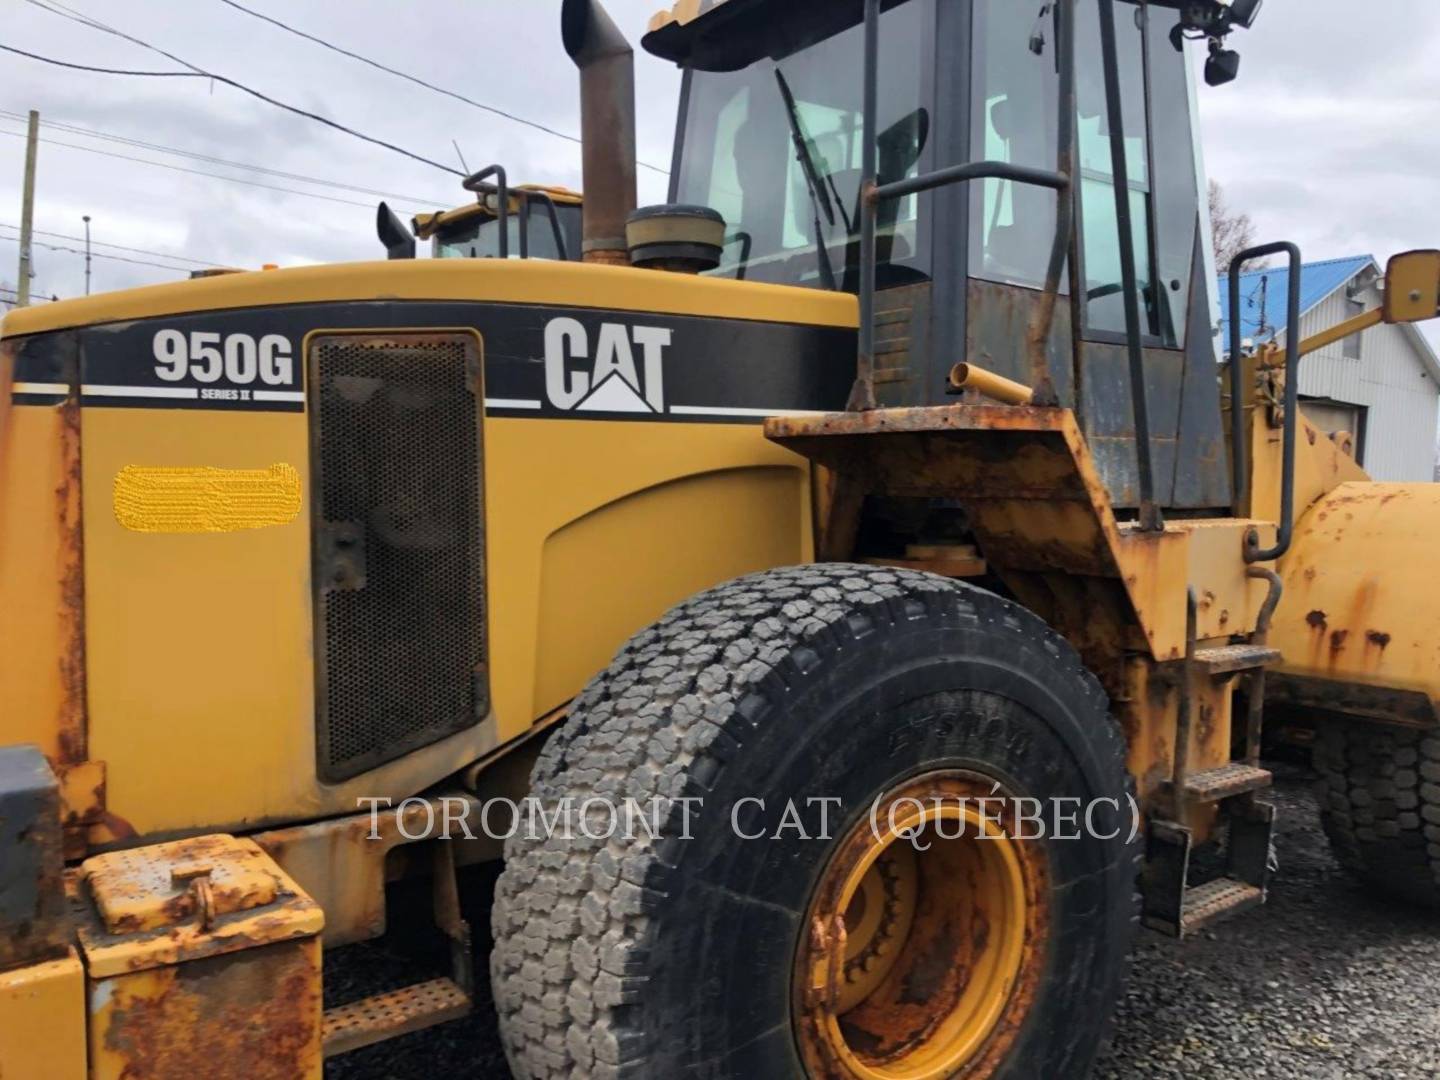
[0,232,199,273]
[0,126,429,215]
[0,109,449,205]
[0,223,228,269]
[211,0,670,176]
[8,3,462,176]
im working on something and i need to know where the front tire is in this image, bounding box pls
[1315,719,1440,908]
[491,565,1137,1078]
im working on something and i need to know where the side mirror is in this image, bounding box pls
[1383,249,1440,324]
[376,201,416,260]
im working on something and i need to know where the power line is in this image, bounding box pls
[0,109,450,206]
[0,223,227,269]
[0,126,428,214]
[0,287,59,303]
[212,0,669,176]
[0,232,197,273]
[10,1,462,177]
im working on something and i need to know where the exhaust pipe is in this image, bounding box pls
[562,0,638,266]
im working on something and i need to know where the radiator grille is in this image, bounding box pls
[308,333,486,781]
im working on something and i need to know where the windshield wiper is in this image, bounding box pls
[774,68,838,290]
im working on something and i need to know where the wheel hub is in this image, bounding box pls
[794,771,1049,1079]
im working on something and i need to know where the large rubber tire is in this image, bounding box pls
[491,565,1138,1078]
[1315,719,1440,908]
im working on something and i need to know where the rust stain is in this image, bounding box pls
[100,939,320,1078]
[1306,609,1328,630]
[56,388,88,765]
[1365,629,1392,649]
[1329,628,1349,657]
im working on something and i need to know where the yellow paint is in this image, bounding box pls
[1,258,858,338]
[0,947,87,1080]
[0,360,83,764]
[113,463,301,534]
[83,404,813,837]
[1274,482,1440,706]
[486,417,815,742]
[532,465,806,716]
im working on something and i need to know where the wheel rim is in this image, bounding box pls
[794,772,1048,1079]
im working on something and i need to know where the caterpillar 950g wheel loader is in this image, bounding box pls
[3,0,1439,1077]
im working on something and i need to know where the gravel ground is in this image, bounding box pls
[328,768,1440,1079]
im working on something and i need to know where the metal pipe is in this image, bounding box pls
[462,165,510,259]
[1243,566,1283,766]
[562,0,638,266]
[847,0,882,413]
[1172,588,1198,799]
[947,362,1034,405]
[1228,241,1302,561]
[1098,0,1161,531]
[1026,0,1076,407]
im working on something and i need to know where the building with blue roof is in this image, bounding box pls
[1217,255,1440,481]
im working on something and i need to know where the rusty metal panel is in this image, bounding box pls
[872,282,935,409]
[965,279,1075,408]
[1078,342,1183,507]
[76,834,323,978]
[0,332,88,767]
[76,834,323,1079]
[88,937,322,1080]
[0,746,70,970]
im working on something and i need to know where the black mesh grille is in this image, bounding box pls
[308,333,486,781]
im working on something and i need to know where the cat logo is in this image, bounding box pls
[544,317,671,414]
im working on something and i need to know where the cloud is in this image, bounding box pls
[2,0,1435,357]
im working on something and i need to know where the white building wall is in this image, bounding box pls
[1281,275,1439,482]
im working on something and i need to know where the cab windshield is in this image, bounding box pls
[673,0,931,289]
[434,203,582,261]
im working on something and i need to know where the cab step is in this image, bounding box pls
[322,976,471,1058]
[1181,762,1272,803]
[1192,643,1282,676]
[1142,800,1276,938]
[1165,878,1266,936]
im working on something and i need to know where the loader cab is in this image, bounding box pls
[646,0,1234,511]
[409,186,584,261]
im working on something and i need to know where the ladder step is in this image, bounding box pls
[1177,878,1265,936]
[323,976,471,1058]
[1182,763,1272,803]
[1192,644,1282,676]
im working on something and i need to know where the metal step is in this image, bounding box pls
[1182,762,1272,803]
[1176,878,1265,936]
[1192,644,1282,676]
[323,977,471,1058]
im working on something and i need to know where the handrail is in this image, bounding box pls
[462,165,511,259]
[1227,241,1302,562]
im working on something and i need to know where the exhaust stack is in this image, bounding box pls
[562,0,638,265]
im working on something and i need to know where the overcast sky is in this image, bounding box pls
[2,0,1437,350]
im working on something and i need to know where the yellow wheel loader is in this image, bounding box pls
[2,0,1439,1076]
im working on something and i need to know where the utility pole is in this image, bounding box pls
[83,215,92,295]
[17,110,39,307]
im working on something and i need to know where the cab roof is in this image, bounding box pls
[644,0,901,70]
[411,184,582,240]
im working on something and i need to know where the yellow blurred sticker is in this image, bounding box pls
[114,463,302,534]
